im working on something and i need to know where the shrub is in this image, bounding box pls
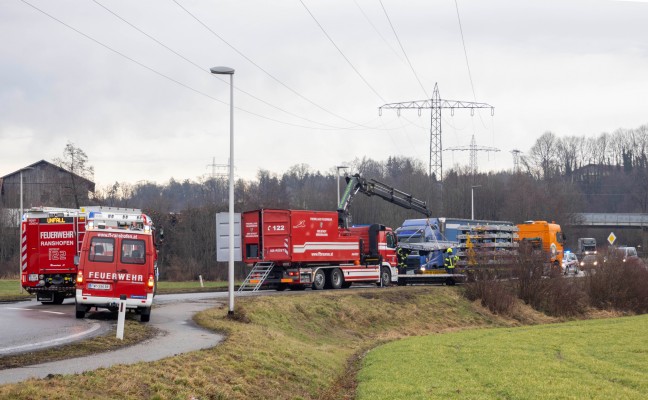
[463,269,517,315]
[513,248,587,317]
[586,255,648,314]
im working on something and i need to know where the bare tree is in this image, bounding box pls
[53,142,95,208]
[528,131,559,180]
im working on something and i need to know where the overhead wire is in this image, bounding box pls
[349,0,434,151]
[352,0,403,64]
[90,0,360,131]
[171,0,378,129]
[454,0,490,131]
[18,0,349,131]
[379,0,429,99]
[298,0,387,104]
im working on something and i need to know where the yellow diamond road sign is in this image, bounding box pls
[608,232,616,245]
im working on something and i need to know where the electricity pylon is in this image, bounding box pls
[511,149,522,173]
[445,134,500,177]
[379,82,494,181]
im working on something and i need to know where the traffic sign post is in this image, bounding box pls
[116,294,126,340]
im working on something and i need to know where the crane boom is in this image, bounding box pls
[337,174,431,228]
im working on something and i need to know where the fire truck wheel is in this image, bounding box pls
[75,300,86,319]
[140,307,151,323]
[312,269,326,290]
[52,293,66,305]
[330,268,343,289]
[276,284,288,291]
[379,267,391,287]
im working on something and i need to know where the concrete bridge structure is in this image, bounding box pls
[569,213,648,256]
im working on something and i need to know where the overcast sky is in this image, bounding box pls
[2,0,647,188]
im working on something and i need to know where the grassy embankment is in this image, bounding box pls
[0,286,586,399]
[1,284,644,399]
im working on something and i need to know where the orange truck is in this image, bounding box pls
[516,220,566,269]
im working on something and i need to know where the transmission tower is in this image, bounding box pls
[445,134,500,176]
[206,156,228,179]
[511,149,522,173]
[379,82,494,180]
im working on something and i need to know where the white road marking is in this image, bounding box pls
[0,323,102,353]
[41,311,66,315]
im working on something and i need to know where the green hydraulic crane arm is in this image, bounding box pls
[337,174,431,228]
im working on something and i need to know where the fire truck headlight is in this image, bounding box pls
[38,280,45,286]
[39,274,44,279]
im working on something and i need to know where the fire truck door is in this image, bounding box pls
[84,236,118,296]
[114,238,150,298]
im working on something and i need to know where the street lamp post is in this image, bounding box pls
[471,185,481,220]
[19,167,34,291]
[336,166,349,206]
[211,66,235,315]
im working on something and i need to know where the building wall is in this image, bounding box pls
[1,162,94,209]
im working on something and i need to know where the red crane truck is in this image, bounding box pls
[241,209,398,290]
[239,174,432,291]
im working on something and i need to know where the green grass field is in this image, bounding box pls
[155,279,231,293]
[0,279,30,301]
[1,285,644,399]
[357,314,648,400]
[0,279,232,299]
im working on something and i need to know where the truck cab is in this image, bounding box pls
[75,210,158,322]
[516,220,566,268]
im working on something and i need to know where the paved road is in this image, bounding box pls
[0,294,231,385]
[0,298,110,355]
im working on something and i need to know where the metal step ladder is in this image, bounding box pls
[237,262,275,292]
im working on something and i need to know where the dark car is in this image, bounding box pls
[580,254,599,270]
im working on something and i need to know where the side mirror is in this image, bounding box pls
[74,255,79,266]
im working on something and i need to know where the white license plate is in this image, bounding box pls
[88,283,111,290]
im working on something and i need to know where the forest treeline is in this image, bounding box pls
[1,124,647,280]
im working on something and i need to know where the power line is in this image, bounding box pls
[91,0,356,131]
[172,0,373,128]
[379,0,428,99]
[353,0,403,64]
[298,0,386,103]
[454,0,477,103]
[18,0,360,131]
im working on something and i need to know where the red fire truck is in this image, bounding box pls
[74,209,159,322]
[239,174,435,291]
[21,207,87,304]
[241,209,398,290]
